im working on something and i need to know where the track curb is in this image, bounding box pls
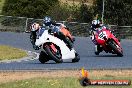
[0,50,39,63]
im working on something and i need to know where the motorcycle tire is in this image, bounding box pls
[72,53,80,62]
[95,51,99,55]
[39,51,49,63]
[45,45,63,63]
[108,40,123,57]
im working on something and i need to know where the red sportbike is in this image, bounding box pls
[91,26,123,57]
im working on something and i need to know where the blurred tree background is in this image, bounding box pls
[93,0,132,25]
[2,0,59,18]
[1,0,132,25]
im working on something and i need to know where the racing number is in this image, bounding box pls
[98,31,107,40]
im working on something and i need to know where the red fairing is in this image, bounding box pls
[95,27,122,50]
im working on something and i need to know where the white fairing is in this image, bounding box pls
[35,30,75,60]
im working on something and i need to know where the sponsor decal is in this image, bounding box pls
[79,68,131,86]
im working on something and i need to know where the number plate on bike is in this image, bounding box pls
[98,31,107,40]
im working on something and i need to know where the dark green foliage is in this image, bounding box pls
[47,2,70,21]
[93,0,132,25]
[1,0,131,25]
[93,0,102,15]
[2,0,59,18]
[0,17,26,26]
[47,2,93,23]
[47,2,79,21]
[1,0,93,23]
[1,0,59,27]
[78,3,92,23]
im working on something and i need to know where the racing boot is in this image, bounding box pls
[30,31,37,45]
[94,45,103,55]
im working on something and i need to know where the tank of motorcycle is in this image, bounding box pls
[95,29,112,45]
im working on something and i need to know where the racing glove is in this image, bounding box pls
[33,45,39,50]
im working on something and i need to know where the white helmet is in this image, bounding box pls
[92,20,100,25]
[31,23,40,31]
[91,20,101,29]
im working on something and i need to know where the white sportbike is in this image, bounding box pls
[35,30,80,63]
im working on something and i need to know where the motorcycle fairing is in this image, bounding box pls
[35,30,75,60]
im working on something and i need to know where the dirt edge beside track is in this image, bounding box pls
[0,70,132,83]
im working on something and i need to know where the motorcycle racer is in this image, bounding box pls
[42,16,74,50]
[90,20,110,55]
[29,18,80,63]
[30,16,74,50]
[54,22,75,43]
[30,22,43,50]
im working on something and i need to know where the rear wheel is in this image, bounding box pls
[39,51,49,63]
[45,44,63,63]
[108,40,123,57]
[72,53,80,62]
[95,51,99,55]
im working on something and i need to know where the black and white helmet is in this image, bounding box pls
[91,20,101,30]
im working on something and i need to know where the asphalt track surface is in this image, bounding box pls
[0,32,132,70]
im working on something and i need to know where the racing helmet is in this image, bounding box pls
[31,22,40,31]
[43,16,52,26]
[91,20,101,30]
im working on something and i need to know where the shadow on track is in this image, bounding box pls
[30,60,75,64]
[93,54,124,57]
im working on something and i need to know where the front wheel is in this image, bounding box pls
[45,44,63,63]
[108,40,123,57]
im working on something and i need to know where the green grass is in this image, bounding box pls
[0,77,131,88]
[0,45,27,60]
[0,0,5,14]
